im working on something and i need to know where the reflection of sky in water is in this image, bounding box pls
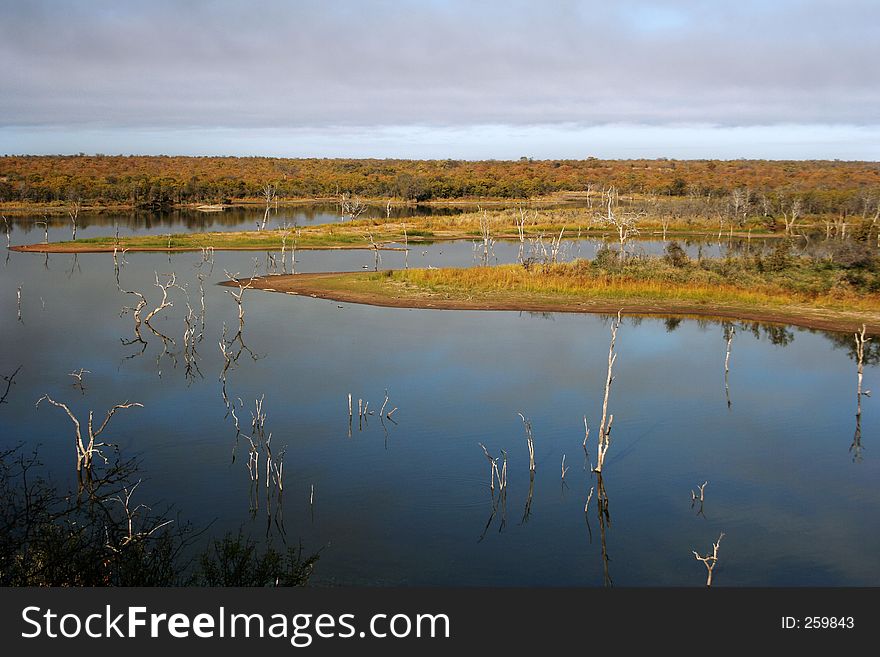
[1,244,877,586]
[5,207,766,263]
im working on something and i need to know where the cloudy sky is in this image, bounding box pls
[1,0,878,159]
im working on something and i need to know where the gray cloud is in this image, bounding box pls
[0,0,878,130]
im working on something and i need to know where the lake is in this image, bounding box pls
[0,210,876,586]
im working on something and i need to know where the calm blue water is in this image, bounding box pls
[0,217,875,586]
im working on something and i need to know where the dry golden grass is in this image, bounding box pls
[390,262,880,312]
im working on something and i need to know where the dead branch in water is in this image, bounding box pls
[36,219,48,244]
[517,413,536,473]
[36,394,142,475]
[691,480,708,504]
[68,200,80,241]
[723,323,735,409]
[119,286,149,353]
[234,396,286,530]
[855,324,871,408]
[1,365,22,405]
[365,232,382,271]
[691,480,708,517]
[68,368,90,392]
[852,325,871,462]
[477,207,496,266]
[340,192,368,222]
[693,532,725,587]
[144,272,177,330]
[478,442,499,494]
[109,480,174,549]
[224,268,256,333]
[594,311,622,474]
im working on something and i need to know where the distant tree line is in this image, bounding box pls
[0,155,878,213]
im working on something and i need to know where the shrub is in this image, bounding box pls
[766,240,791,272]
[664,241,689,268]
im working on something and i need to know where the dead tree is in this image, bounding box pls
[853,325,871,461]
[550,225,566,263]
[68,201,80,240]
[691,480,708,517]
[279,227,292,274]
[3,215,10,248]
[693,532,725,587]
[259,184,277,230]
[224,267,256,333]
[660,215,671,241]
[402,223,409,270]
[723,323,735,408]
[108,480,174,549]
[340,193,368,222]
[16,285,22,322]
[182,302,204,382]
[119,286,148,351]
[237,396,285,524]
[517,413,536,473]
[594,311,621,473]
[35,219,49,244]
[36,395,142,475]
[729,188,750,227]
[781,197,803,236]
[365,233,382,271]
[593,188,642,259]
[516,207,535,262]
[112,247,129,284]
[143,272,177,330]
[477,207,496,266]
[478,442,501,494]
[855,324,871,408]
[68,368,90,392]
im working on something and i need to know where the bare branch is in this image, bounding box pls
[693,532,725,587]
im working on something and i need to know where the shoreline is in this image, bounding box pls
[226,271,880,334]
[8,227,780,253]
[0,194,583,215]
[9,243,404,254]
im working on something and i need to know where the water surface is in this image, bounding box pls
[0,222,875,586]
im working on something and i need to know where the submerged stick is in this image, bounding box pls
[693,532,725,588]
[595,310,622,473]
[517,412,536,473]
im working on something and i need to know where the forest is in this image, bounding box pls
[1,155,879,215]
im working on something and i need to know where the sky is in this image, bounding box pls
[1,0,878,160]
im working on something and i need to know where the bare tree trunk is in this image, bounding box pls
[724,323,735,409]
[517,413,536,473]
[68,201,80,240]
[595,311,621,473]
[693,532,724,587]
